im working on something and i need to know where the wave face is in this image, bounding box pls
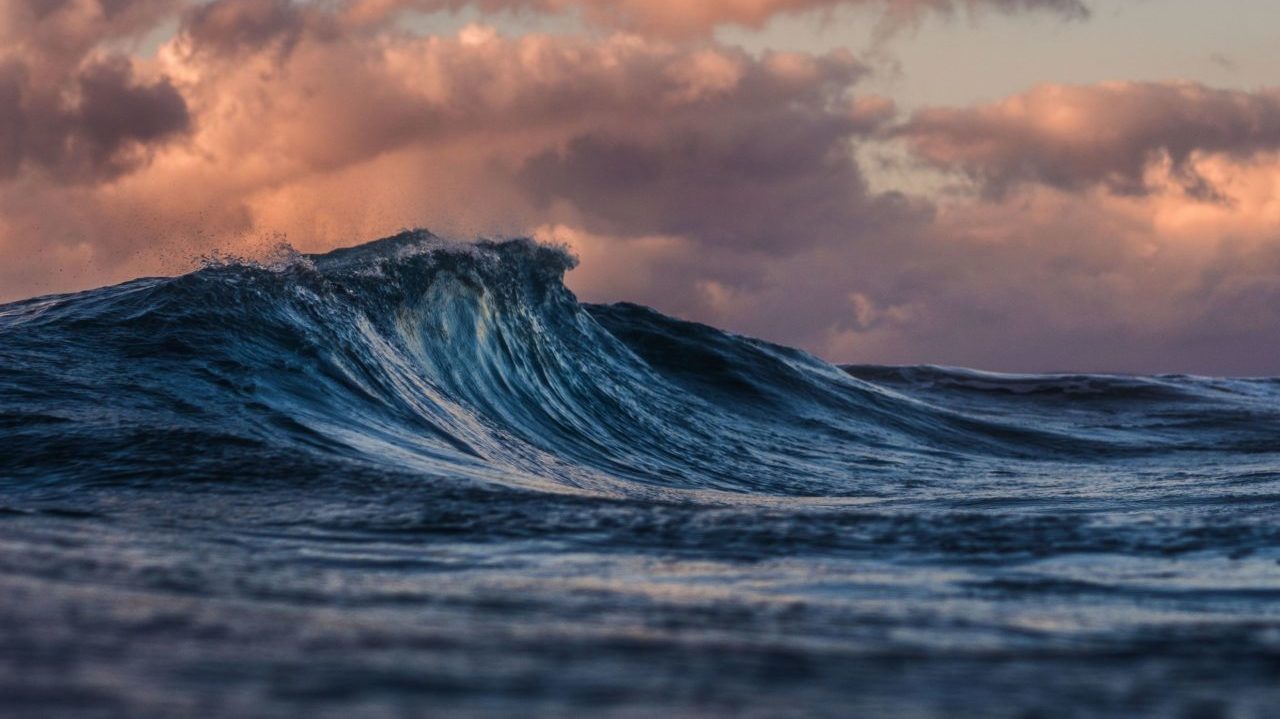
[3,231,1280,718]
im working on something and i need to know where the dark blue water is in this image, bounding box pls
[2,231,1279,718]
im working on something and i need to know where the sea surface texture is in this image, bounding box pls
[2,232,1278,718]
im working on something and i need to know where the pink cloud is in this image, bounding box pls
[351,0,1087,36]
[900,81,1280,197]
[0,1,191,182]
[0,3,892,297]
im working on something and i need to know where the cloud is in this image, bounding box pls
[900,81,1280,198]
[0,5,901,298]
[43,56,189,181]
[180,0,314,56]
[165,7,884,189]
[1,0,180,54]
[352,0,1088,36]
[527,80,1280,374]
[5,0,1280,375]
[515,55,912,252]
[0,0,191,182]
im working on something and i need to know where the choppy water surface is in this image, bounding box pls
[2,232,1278,718]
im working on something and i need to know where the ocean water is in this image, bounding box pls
[1,231,1278,718]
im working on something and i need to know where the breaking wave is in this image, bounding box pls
[5,230,1278,498]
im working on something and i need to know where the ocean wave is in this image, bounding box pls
[4,231,1280,499]
[6,232,1280,718]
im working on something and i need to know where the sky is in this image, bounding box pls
[2,0,1280,374]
